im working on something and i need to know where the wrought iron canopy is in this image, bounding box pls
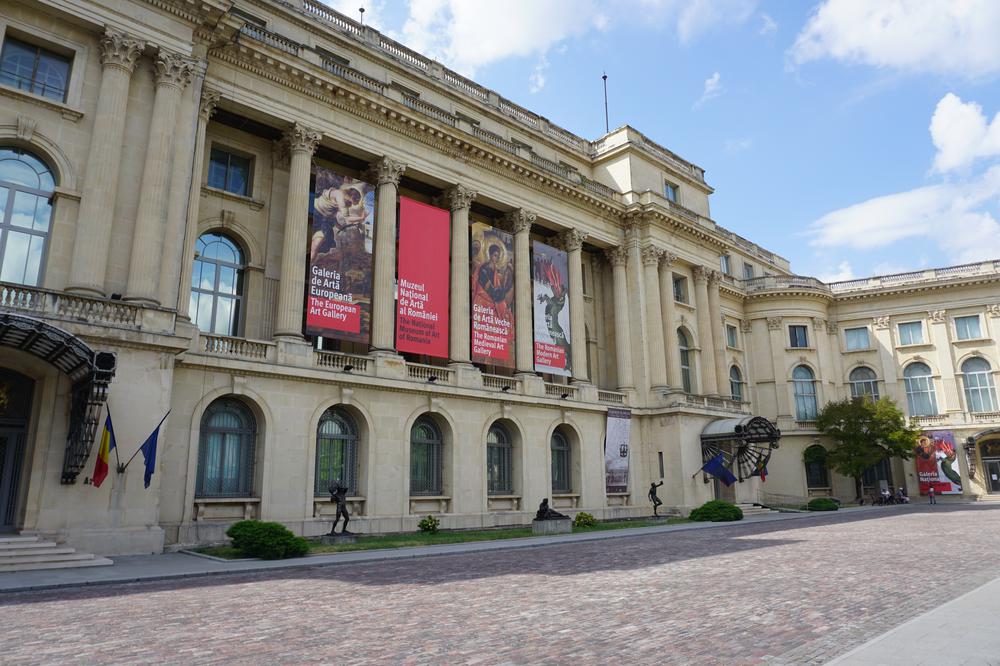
[0,313,116,484]
[700,415,782,483]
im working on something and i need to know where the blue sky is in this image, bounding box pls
[331,1,1000,280]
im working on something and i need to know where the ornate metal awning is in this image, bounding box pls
[701,416,781,482]
[0,313,116,484]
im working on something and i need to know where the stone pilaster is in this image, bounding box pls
[707,270,729,396]
[445,186,476,365]
[368,156,406,352]
[274,124,321,339]
[605,246,634,391]
[693,266,718,395]
[126,51,196,304]
[659,252,683,391]
[504,209,536,374]
[176,87,220,316]
[641,244,668,391]
[560,228,589,382]
[67,30,145,296]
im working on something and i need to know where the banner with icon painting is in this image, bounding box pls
[470,222,515,367]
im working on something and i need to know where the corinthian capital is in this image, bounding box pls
[660,251,678,267]
[559,228,587,252]
[370,156,406,187]
[444,185,477,212]
[605,246,629,267]
[502,208,536,235]
[641,244,663,266]
[285,123,321,155]
[692,265,711,283]
[99,30,145,73]
[199,88,221,121]
[153,51,196,90]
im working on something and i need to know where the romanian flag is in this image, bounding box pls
[92,411,117,488]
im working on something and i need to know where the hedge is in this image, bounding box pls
[689,500,743,522]
[226,520,309,559]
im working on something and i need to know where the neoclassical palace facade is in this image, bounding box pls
[1,0,999,555]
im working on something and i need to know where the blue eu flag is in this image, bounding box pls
[701,453,737,487]
[139,413,169,489]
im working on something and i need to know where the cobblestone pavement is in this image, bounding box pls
[3,505,1000,665]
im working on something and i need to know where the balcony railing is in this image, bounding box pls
[910,414,948,426]
[202,334,275,361]
[679,394,749,413]
[401,94,456,126]
[321,59,385,94]
[482,373,520,393]
[1,282,141,329]
[597,390,626,404]
[829,260,1000,293]
[544,382,577,400]
[314,350,370,373]
[471,125,518,154]
[407,362,454,384]
[742,275,832,295]
[239,24,300,56]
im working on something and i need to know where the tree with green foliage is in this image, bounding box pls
[815,397,920,501]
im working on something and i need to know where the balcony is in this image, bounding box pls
[742,275,832,295]
[202,334,276,362]
[0,281,145,330]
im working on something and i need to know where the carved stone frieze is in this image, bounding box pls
[15,115,35,142]
[444,185,477,212]
[370,156,406,186]
[812,317,827,330]
[766,317,783,331]
[99,30,145,73]
[605,246,629,267]
[153,51,196,90]
[826,320,839,334]
[873,316,890,329]
[987,304,1000,318]
[927,310,946,323]
[740,319,752,333]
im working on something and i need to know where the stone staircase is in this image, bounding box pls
[0,535,113,572]
[737,503,779,517]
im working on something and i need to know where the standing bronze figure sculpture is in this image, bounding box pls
[648,481,664,516]
[328,480,351,535]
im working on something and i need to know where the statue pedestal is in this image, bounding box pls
[319,534,358,545]
[532,518,572,536]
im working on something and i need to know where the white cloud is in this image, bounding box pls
[817,261,854,283]
[397,0,756,77]
[808,166,1000,264]
[758,12,777,36]
[322,0,386,29]
[930,93,1000,172]
[529,55,549,93]
[693,71,723,109]
[724,137,752,152]
[789,0,1000,79]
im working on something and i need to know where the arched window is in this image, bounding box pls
[903,362,938,416]
[962,357,998,413]
[678,329,692,394]
[196,398,256,497]
[793,365,817,421]
[410,416,443,496]
[0,148,55,286]
[190,233,245,336]
[551,428,572,493]
[486,422,512,495]
[849,367,880,401]
[804,444,829,488]
[315,407,359,496]
[729,365,743,401]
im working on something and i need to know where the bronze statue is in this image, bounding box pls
[328,480,351,535]
[648,481,664,516]
[534,498,569,521]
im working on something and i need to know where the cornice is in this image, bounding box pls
[830,274,1000,302]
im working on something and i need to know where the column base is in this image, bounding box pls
[64,284,106,298]
[275,336,313,366]
[449,362,483,388]
[373,351,407,380]
[519,373,546,397]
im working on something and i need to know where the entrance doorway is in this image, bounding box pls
[985,459,1000,494]
[0,369,33,532]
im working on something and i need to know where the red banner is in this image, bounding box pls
[396,197,450,358]
[470,222,515,367]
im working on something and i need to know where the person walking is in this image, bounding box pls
[928,484,936,505]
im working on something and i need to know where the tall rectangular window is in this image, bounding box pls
[207,147,252,196]
[664,181,678,202]
[898,321,924,345]
[720,255,731,275]
[0,37,71,102]
[844,327,870,351]
[743,262,755,279]
[955,315,982,340]
[672,276,688,304]
[789,325,808,348]
[726,324,738,348]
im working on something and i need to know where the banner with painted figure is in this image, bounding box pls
[396,197,450,359]
[605,408,631,493]
[470,222,515,367]
[532,241,572,376]
[916,430,963,495]
[306,166,375,342]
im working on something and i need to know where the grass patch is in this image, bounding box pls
[192,516,693,559]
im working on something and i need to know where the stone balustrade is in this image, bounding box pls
[1,281,142,329]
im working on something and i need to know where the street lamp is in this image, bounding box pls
[965,436,977,479]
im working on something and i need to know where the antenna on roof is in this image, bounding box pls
[602,72,609,134]
[359,7,365,26]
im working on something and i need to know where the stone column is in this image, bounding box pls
[67,30,145,296]
[693,266,718,395]
[640,244,668,391]
[659,253,683,390]
[560,228,589,383]
[444,186,476,365]
[707,270,729,396]
[176,88,220,316]
[369,156,406,353]
[274,124,321,340]
[505,209,536,374]
[605,246,634,391]
[126,51,196,304]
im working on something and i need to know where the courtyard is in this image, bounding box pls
[2,505,999,664]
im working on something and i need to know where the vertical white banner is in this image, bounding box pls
[605,408,631,493]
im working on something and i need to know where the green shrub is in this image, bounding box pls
[418,514,440,534]
[573,512,598,528]
[226,520,309,560]
[689,500,743,522]
[807,497,839,512]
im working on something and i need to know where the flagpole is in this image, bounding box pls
[110,406,122,470]
[120,410,171,471]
